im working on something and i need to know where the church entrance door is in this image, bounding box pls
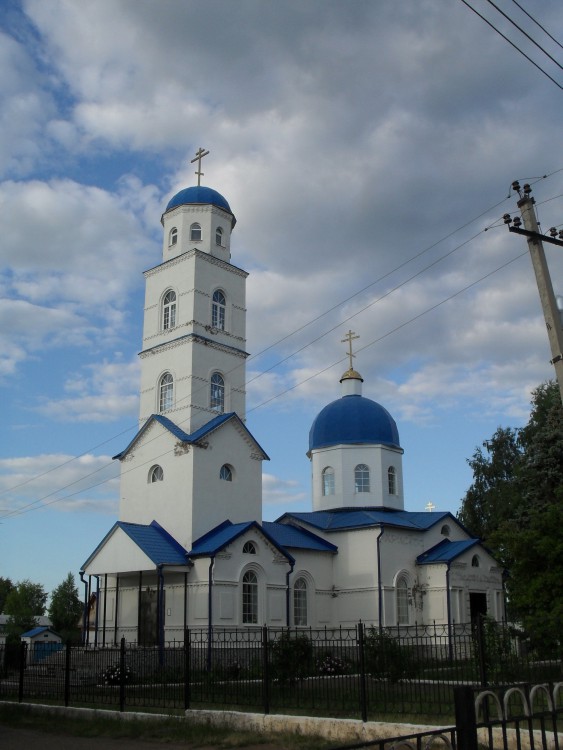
[139,588,158,645]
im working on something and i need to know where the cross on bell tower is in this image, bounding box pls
[191,147,210,186]
[341,329,360,371]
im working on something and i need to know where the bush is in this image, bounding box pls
[101,662,133,686]
[317,653,349,675]
[270,631,313,684]
[364,628,420,682]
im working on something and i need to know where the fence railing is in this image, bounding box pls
[1,620,561,721]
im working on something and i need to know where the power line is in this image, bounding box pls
[459,0,563,91]
[508,0,563,52]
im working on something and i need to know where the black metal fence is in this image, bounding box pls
[1,620,561,721]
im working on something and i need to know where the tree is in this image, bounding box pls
[458,381,563,646]
[48,572,83,642]
[0,577,14,613]
[4,579,48,642]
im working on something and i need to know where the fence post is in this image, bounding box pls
[454,685,478,750]
[261,625,270,715]
[64,641,71,707]
[358,622,368,722]
[184,628,191,710]
[18,642,26,703]
[119,636,126,712]
[475,615,488,686]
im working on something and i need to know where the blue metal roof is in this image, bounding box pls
[164,186,236,227]
[21,626,54,638]
[309,395,401,452]
[189,520,295,563]
[417,538,479,565]
[279,508,452,533]
[118,521,188,565]
[114,412,269,461]
[263,521,338,553]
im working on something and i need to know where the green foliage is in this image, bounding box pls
[458,381,563,643]
[101,662,134,685]
[4,579,48,642]
[0,577,14,613]
[48,572,83,642]
[270,631,313,684]
[477,616,519,684]
[364,628,420,681]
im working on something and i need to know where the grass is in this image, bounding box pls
[0,702,334,749]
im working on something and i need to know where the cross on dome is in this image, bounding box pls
[191,147,210,186]
[340,330,362,382]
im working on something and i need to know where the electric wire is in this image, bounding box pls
[508,0,563,51]
[459,0,563,91]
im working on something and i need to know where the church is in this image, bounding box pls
[81,153,505,645]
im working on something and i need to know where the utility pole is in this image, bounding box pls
[504,182,563,404]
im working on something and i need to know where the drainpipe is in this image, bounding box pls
[207,556,215,671]
[446,562,453,661]
[79,571,88,646]
[376,528,385,632]
[285,561,295,627]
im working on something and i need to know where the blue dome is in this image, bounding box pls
[165,186,235,225]
[309,395,401,452]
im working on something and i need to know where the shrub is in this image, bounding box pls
[101,662,133,686]
[270,631,313,684]
[317,653,349,675]
[364,628,420,682]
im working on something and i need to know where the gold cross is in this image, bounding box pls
[425,501,436,512]
[191,147,210,186]
[341,329,359,370]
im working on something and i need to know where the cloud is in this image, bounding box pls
[0,453,119,517]
[262,472,307,508]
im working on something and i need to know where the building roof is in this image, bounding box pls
[309,394,401,453]
[113,412,269,461]
[82,520,188,570]
[279,507,452,533]
[189,520,295,563]
[164,185,236,227]
[21,626,61,638]
[262,521,338,553]
[416,538,480,565]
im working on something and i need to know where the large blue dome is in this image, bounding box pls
[309,395,401,452]
[165,186,235,225]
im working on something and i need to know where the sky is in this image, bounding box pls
[1,0,562,601]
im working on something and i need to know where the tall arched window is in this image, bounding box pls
[169,227,178,246]
[388,466,396,495]
[212,289,226,330]
[293,578,307,626]
[322,467,335,496]
[210,372,225,412]
[396,575,409,625]
[354,464,370,493]
[159,372,173,412]
[162,290,176,330]
[242,570,258,624]
[190,222,201,241]
[215,226,223,246]
[149,465,164,483]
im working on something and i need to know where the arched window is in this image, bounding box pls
[169,227,178,246]
[215,226,223,246]
[149,465,164,483]
[441,524,451,537]
[293,578,307,626]
[355,464,370,493]
[242,570,258,624]
[210,372,225,412]
[243,541,256,554]
[388,466,396,495]
[220,464,233,482]
[212,289,226,330]
[396,575,409,625]
[471,555,480,568]
[190,222,201,241]
[162,290,176,330]
[159,372,173,412]
[322,467,335,496]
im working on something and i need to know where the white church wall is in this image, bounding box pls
[161,204,233,263]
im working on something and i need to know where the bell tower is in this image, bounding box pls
[138,151,248,433]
